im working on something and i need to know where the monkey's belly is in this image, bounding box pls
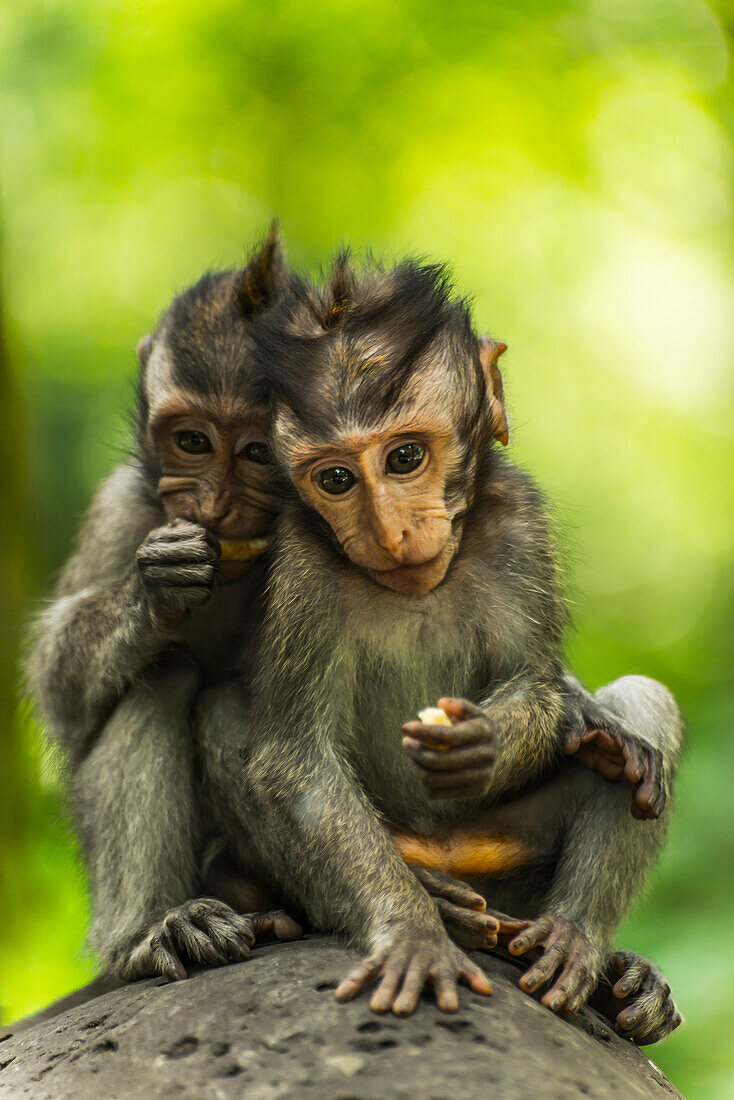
[389,827,533,877]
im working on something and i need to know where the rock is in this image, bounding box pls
[0,937,681,1099]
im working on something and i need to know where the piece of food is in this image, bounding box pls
[218,537,269,562]
[417,706,453,726]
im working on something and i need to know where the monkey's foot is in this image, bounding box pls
[563,719,666,820]
[409,865,500,949]
[118,898,303,982]
[507,915,602,1015]
[334,932,492,1016]
[591,951,683,1045]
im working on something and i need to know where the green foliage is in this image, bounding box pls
[1,2,732,1093]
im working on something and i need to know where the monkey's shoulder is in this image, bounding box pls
[57,460,164,596]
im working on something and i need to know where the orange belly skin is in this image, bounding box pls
[389,827,533,879]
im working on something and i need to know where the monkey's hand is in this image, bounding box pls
[563,711,666,820]
[401,697,496,800]
[506,914,603,1015]
[118,898,302,982]
[135,520,220,625]
[590,950,683,1045]
[409,865,499,949]
[335,929,492,1016]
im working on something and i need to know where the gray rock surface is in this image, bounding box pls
[0,937,682,1099]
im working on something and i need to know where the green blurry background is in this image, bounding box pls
[1,1,732,1094]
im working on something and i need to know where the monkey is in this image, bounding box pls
[28,227,305,981]
[29,240,679,1043]
[194,254,682,1032]
[25,229,526,982]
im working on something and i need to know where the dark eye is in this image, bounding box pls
[386,442,425,474]
[174,430,212,454]
[319,467,355,495]
[243,441,270,465]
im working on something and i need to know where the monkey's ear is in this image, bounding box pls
[234,221,286,319]
[477,337,509,446]
[136,334,153,366]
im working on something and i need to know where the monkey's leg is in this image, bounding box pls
[74,648,205,977]
[507,676,682,1016]
[590,950,683,1045]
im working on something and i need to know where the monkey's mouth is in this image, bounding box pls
[368,543,454,596]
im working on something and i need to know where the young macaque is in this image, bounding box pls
[29,238,679,1043]
[29,228,303,979]
[196,256,682,1036]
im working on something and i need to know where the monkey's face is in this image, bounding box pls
[149,395,279,580]
[286,402,467,597]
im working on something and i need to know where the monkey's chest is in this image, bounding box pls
[181,572,262,684]
[351,649,483,826]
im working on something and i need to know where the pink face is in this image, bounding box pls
[287,413,465,597]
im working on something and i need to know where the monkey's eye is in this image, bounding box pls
[174,430,213,454]
[243,441,270,465]
[386,442,426,474]
[319,467,355,495]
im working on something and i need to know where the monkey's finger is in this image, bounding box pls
[634,750,665,819]
[564,972,598,1015]
[409,865,487,911]
[248,910,303,942]
[401,721,485,749]
[573,745,626,780]
[392,953,434,1015]
[435,898,499,945]
[616,985,675,1037]
[138,538,218,563]
[149,930,188,982]
[141,564,217,587]
[371,957,411,1014]
[612,956,650,999]
[620,739,646,786]
[519,944,569,994]
[402,739,494,773]
[436,697,485,720]
[194,913,252,961]
[459,958,493,997]
[335,954,384,1003]
[167,916,228,966]
[431,968,460,1013]
[162,521,221,551]
[495,918,531,947]
[508,918,551,956]
[541,949,587,1011]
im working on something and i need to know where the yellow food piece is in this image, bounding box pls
[418,706,452,726]
[219,537,269,562]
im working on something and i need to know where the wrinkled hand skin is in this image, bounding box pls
[118,898,303,982]
[590,951,683,1045]
[401,697,496,800]
[563,703,666,821]
[410,865,500,950]
[505,914,602,1015]
[135,520,221,625]
[334,929,493,1016]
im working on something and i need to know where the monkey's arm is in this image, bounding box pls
[561,674,671,819]
[28,462,218,752]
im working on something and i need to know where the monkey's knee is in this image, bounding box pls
[594,675,683,761]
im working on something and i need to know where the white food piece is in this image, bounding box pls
[417,706,452,726]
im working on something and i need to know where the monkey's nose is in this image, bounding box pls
[201,498,232,525]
